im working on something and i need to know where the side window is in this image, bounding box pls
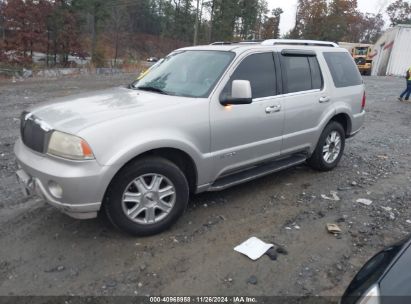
[323,52,362,88]
[222,53,276,99]
[309,57,323,90]
[281,55,323,93]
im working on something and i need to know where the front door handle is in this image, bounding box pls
[319,96,331,103]
[265,105,281,114]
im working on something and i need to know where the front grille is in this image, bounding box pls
[20,112,52,153]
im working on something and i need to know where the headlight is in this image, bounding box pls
[47,131,94,160]
[357,285,380,304]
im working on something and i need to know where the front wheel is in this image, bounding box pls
[307,121,346,171]
[105,157,189,236]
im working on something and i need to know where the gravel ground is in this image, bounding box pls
[0,75,410,297]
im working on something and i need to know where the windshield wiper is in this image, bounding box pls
[136,86,169,95]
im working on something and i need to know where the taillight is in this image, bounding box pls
[361,92,366,110]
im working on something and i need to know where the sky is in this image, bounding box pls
[267,0,394,35]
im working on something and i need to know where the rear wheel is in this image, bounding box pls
[307,121,345,171]
[105,157,189,236]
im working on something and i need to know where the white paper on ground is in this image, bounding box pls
[234,237,274,260]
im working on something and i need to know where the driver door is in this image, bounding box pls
[210,52,284,180]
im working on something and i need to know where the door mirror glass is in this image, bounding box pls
[220,80,253,106]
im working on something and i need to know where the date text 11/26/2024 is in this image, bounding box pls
[149,297,258,303]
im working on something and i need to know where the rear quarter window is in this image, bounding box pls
[323,52,362,88]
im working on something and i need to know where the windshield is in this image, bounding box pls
[131,50,235,98]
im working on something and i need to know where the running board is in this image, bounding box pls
[208,154,307,192]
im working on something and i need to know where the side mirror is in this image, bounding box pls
[220,80,253,106]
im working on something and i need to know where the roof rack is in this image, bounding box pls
[210,42,233,45]
[210,40,263,46]
[261,39,338,47]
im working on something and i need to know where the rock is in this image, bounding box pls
[356,198,373,206]
[138,282,143,288]
[247,275,258,285]
[351,181,358,186]
[321,191,340,201]
[106,280,117,288]
[338,187,352,191]
[45,265,65,273]
[140,264,147,271]
[327,223,342,235]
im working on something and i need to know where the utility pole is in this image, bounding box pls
[193,0,200,45]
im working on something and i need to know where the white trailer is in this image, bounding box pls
[371,24,411,76]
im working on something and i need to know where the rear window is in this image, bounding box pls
[323,52,362,88]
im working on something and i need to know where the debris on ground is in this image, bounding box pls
[381,207,396,220]
[338,187,352,191]
[356,198,373,206]
[327,223,342,235]
[247,275,258,285]
[44,265,65,273]
[321,191,340,201]
[265,248,278,261]
[234,237,273,261]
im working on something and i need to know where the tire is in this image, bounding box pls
[307,121,346,171]
[105,156,189,236]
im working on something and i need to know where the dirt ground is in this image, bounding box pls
[0,75,410,297]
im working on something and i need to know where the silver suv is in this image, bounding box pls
[15,40,366,235]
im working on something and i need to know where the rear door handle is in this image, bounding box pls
[265,105,281,114]
[319,96,331,103]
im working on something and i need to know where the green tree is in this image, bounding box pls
[71,0,110,65]
[387,0,411,26]
[326,0,359,42]
[211,0,240,41]
[262,8,283,39]
[237,0,259,40]
[289,0,328,39]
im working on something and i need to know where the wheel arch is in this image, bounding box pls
[104,147,199,202]
[328,112,352,138]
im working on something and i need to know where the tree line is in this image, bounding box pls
[0,0,410,67]
[288,0,410,43]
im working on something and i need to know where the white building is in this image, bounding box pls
[371,24,411,76]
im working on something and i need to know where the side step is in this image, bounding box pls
[208,154,307,192]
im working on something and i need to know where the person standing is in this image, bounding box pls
[399,66,411,101]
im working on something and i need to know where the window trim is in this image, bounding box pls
[257,89,322,102]
[308,56,324,90]
[281,49,316,57]
[219,51,278,102]
[279,51,324,94]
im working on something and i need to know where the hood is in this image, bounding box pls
[29,87,186,134]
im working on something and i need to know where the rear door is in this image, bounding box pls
[278,49,332,155]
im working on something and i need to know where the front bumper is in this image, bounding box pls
[14,139,116,219]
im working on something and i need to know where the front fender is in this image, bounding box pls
[81,127,213,186]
